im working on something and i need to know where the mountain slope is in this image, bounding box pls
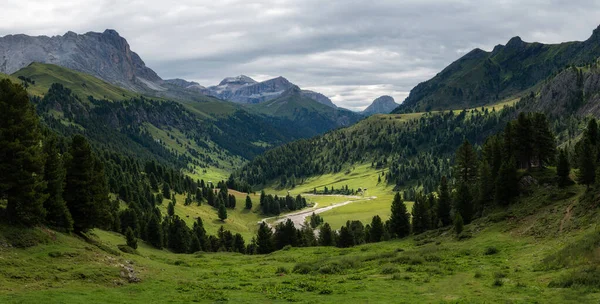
[395,25,600,112]
[10,62,140,101]
[362,95,399,115]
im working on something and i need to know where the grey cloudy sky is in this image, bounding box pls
[1,0,600,110]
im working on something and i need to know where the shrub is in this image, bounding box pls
[117,244,136,254]
[275,266,288,274]
[318,263,343,274]
[293,263,312,274]
[493,278,504,287]
[381,265,399,274]
[484,246,499,255]
[494,272,507,279]
[548,267,600,288]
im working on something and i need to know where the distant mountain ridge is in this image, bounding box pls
[204,75,338,108]
[394,24,600,113]
[362,95,398,115]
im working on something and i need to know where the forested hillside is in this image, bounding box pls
[234,60,600,196]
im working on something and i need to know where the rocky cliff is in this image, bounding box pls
[0,29,163,92]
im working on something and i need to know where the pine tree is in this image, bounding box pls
[454,182,473,224]
[453,213,464,236]
[167,216,190,253]
[388,192,410,238]
[515,112,534,169]
[192,218,207,251]
[245,195,252,210]
[42,136,73,231]
[207,189,215,206]
[495,158,518,205]
[195,188,203,205]
[532,113,556,168]
[256,222,274,254]
[455,139,478,183]
[146,214,163,249]
[475,160,494,214]
[0,79,47,226]
[218,202,228,222]
[318,223,335,246]
[233,233,246,253]
[584,118,599,146]
[556,149,571,187]
[369,215,384,242]
[437,176,452,227]
[162,183,171,200]
[335,226,351,248]
[167,202,175,217]
[190,235,201,253]
[125,226,138,249]
[228,194,236,209]
[64,135,99,233]
[577,139,596,189]
[91,158,112,229]
[411,192,430,234]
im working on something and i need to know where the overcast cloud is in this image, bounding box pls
[1,0,599,110]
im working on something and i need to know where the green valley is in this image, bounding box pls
[4,19,600,304]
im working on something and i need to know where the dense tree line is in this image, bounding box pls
[258,191,307,215]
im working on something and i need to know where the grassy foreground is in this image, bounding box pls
[2,173,600,303]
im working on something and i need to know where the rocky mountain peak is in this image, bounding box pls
[218,75,257,86]
[506,36,526,49]
[362,95,399,115]
[0,29,162,92]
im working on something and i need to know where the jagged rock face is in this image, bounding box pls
[0,29,162,92]
[206,75,258,100]
[229,76,293,104]
[301,90,337,108]
[520,66,600,118]
[362,95,399,115]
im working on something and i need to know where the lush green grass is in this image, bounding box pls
[266,163,403,228]
[10,63,140,101]
[157,191,264,240]
[143,123,240,181]
[2,178,600,303]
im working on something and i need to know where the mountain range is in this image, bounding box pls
[0,29,345,110]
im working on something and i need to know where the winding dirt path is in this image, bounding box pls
[258,195,377,229]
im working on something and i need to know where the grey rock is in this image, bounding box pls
[362,95,399,115]
[301,90,337,108]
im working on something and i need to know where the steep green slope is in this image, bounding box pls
[11,63,140,101]
[395,25,600,112]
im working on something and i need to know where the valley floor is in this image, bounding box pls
[2,177,600,303]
